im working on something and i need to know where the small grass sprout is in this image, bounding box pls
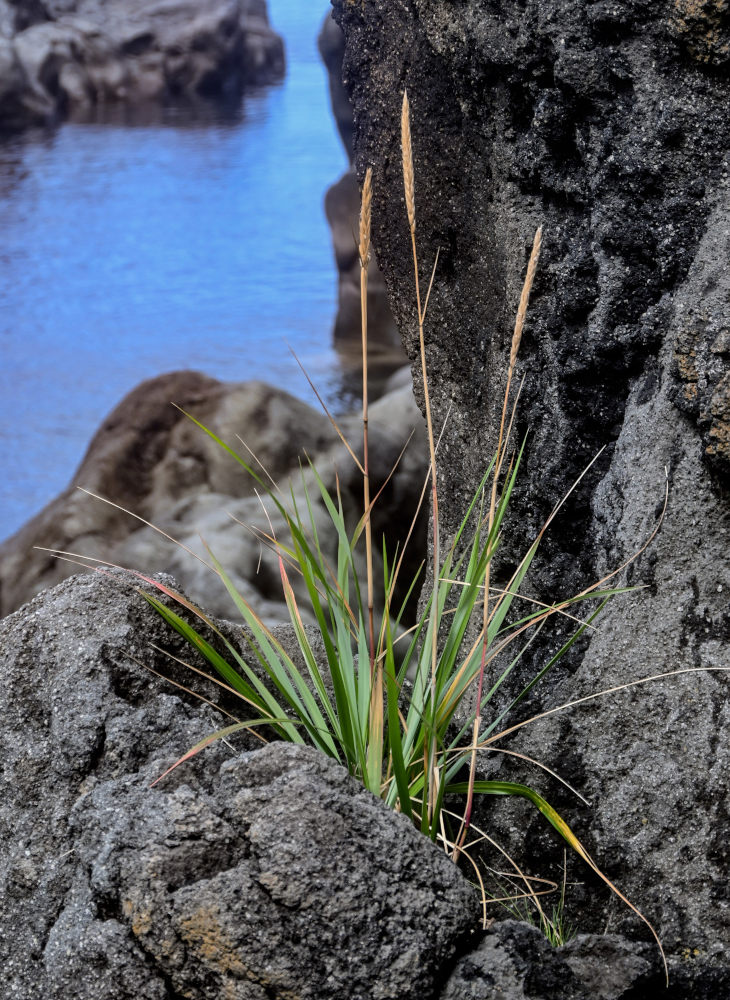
[490,850,576,948]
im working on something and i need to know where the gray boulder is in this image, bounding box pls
[0,0,285,130]
[0,371,427,628]
[0,570,478,998]
[440,921,658,1000]
[332,0,730,987]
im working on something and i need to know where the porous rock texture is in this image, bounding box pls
[333,0,730,989]
[0,570,479,998]
[440,921,658,1000]
[1,568,713,998]
[0,0,284,131]
[0,370,427,626]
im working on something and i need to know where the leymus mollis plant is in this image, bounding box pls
[396,88,669,975]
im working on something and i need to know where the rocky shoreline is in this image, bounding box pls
[0,0,285,131]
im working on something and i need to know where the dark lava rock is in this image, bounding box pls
[332,0,730,988]
[441,920,658,1000]
[0,569,479,999]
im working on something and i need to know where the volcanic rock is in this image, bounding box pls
[0,569,478,998]
[332,0,730,987]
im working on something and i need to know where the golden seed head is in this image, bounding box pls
[401,90,416,233]
[359,166,373,267]
[509,226,543,370]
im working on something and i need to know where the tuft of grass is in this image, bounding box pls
[489,850,577,948]
[124,93,663,975]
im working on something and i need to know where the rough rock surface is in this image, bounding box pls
[0,370,427,624]
[319,11,404,368]
[0,570,479,998]
[333,0,730,987]
[2,567,716,999]
[0,0,284,130]
[441,921,658,1000]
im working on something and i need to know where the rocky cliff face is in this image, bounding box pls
[333,0,729,985]
[0,0,284,130]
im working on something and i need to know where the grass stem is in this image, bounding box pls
[454,227,543,859]
[402,89,441,824]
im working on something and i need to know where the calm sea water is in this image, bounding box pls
[0,2,348,541]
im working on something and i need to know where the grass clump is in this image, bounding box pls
[128,93,663,969]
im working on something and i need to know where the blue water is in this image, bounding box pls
[0,2,348,541]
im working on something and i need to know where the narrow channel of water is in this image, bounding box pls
[0,2,348,541]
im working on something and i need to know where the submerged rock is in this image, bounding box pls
[0,0,284,131]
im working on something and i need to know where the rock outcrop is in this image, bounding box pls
[0,370,427,625]
[0,567,690,999]
[0,570,478,998]
[0,0,284,130]
[333,0,730,988]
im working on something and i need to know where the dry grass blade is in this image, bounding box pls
[440,806,548,931]
[125,651,254,730]
[359,165,380,785]
[402,86,441,821]
[454,226,544,861]
[483,665,730,748]
[359,166,375,676]
[288,347,364,474]
[458,744,591,806]
[510,227,542,371]
[74,488,216,572]
[234,434,278,490]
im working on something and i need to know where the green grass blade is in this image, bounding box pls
[446,779,585,852]
[141,593,300,743]
[481,597,612,742]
